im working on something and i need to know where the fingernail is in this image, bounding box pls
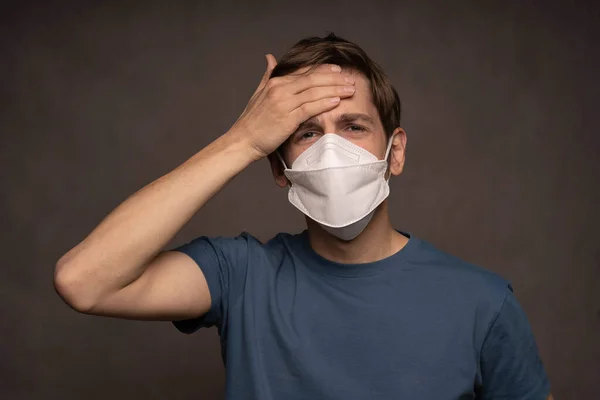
[330,97,340,103]
[345,76,355,84]
[344,86,356,93]
[331,65,342,72]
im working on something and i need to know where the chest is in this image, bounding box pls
[226,265,480,399]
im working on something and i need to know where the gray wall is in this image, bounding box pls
[1,1,598,399]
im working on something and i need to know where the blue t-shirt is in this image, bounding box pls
[172,230,550,400]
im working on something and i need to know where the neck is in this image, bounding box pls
[305,200,409,264]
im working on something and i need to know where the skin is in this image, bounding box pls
[275,66,554,400]
[53,55,355,320]
[54,53,553,399]
[268,67,410,264]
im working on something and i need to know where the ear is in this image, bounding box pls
[267,151,291,188]
[389,127,407,177]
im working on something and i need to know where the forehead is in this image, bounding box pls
[339,71,374,110]
[290,67,378,123]
[324,71,379,125]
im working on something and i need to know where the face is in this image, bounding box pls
[269,68,407,188]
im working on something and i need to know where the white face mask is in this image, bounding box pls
[278,133,394,241]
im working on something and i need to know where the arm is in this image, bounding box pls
[54,57,355,321]
[54,130,257,320]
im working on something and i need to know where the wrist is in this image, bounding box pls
[223,127,263,164]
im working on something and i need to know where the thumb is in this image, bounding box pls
[265,53,278,72]
[255,53,278,94]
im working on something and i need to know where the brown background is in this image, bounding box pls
[1,1,598,399]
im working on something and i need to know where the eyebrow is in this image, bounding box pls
[296,113,376,132]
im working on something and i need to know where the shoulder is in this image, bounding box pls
[410,237,515,320]
[177,231,265,256]
[409,237,527,351]
[257,230,306,259]
[175,230,300,266]
[413,238,511,290]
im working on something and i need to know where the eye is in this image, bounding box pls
[346,124,367,133]
[299,131,319,141]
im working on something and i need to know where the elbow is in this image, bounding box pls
[54,259,96,314]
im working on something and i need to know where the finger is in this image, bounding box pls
[288,71,354,95]
[285,85,355,110]
[272,63,344,87]
[287,63,342,78]
[290,96,342,125]
[254,54,278,94]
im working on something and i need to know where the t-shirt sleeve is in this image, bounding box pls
[170,232,252,334]
[478,287,551,399]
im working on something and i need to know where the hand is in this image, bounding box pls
[228,54,356,161]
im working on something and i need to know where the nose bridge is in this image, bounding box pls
[323,119,337,134]
[320,113,339,134]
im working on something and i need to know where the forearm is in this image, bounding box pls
[54,131,255,309]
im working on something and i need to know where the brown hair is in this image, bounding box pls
[270,33,402,138]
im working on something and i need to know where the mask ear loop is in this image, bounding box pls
[384,134,395,182]
[276,151,292,188]
[277,151,288,170]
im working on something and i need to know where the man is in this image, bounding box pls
[54,34,552,399]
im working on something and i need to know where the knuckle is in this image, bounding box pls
[302,74,317,86]
[266,85,281,99]
[303,87,318,100]
[265,78,280,90]
[298,103,310,116]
